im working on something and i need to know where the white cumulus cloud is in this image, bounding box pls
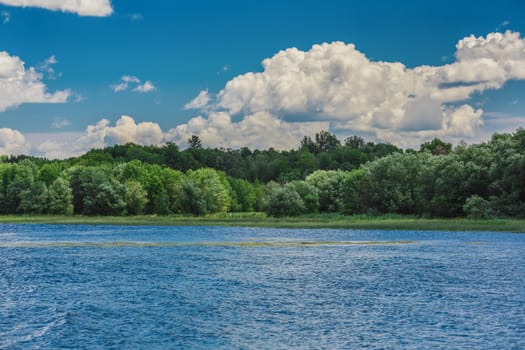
[184,90,210,110]
[184,31,525,147]
[28,115,326,159]
[6,31,525,158]
[0,51,70,112]
[166,111,328,150]
[44,116,165,158]
[0,0,113,17]
[0,128,30,155]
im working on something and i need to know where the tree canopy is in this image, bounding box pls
[0,128,523,218]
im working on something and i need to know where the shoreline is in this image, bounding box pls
[0,214,523,233]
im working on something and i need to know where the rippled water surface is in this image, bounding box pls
[1,224,524,349]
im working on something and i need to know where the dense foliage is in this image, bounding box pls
[1,129,523,218]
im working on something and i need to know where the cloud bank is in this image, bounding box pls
[0,0,113,17]
[184,31,525,147]
[3,31,525,158]
[29,115,326,158]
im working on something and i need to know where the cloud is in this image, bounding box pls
[133,81,156,93]
[111,83,128,93]
[0,0,113,17]
[122,75,140,83]
[27,115,326,159]
[1,10,9,23]
[37,55,61,79]
[184,90,210,110]
[71,116,164,152]
[184,31,525,147]
[51,118,71,129]
[497,20,510,31]
[111,76,156,93]
[166,111,328,149]
[0,128,30,155]
[0,51,71,112]
[129,13,142,21]
[43,116,165,158]
[6,31,525,158]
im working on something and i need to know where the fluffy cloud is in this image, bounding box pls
[5,31,525,158]
[35,116,165,158]
[28,115,326,159]
[111,76,156,93]
[184,90,210,110]
[0,128,30,155]
[183,31,525,147]
[0,51,70,112]
[51,118,71,129]
[0,0,112,17]
[166,111,328,149]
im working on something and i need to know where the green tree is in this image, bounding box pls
[356,153,430,215]
[306,170,346,212]
[124,180,148,215]
[287,180,319,213]
[4,166,34,214]
[37,163,61,186]
[420,138,452,155]
[69,167,126,215]
[179,178,206,216]
[185,168,232,215]
[162,142,181,168]
[463,195,493,219]
[264,185,306,217]
[315,130,341,153]
[228,177,256,212]
[19,181,48,214]
[344,135,366,150]
[342,168,368,214]
[300,131,341,155]
[48,177,74,215]
[188,135,203,149]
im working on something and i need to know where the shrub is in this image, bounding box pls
[264,186,305,217]
[463,195,493,219]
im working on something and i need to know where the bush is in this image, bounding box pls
[463,195,493,219]
[288,181,319,213]
[264,186,305,217]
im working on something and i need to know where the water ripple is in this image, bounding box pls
[0,224,524,349]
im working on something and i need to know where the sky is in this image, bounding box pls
[0,0,524,158]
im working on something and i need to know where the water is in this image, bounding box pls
[1,225,524,349]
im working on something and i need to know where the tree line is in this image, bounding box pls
[1,128,524,218]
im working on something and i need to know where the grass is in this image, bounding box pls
[0,213,523,233]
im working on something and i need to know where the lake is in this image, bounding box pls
[1,225,524,349]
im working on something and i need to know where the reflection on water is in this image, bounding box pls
[1,224,524,349]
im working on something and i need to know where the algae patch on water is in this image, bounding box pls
[0,240,415,248]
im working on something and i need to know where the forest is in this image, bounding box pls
[0,129,524,219]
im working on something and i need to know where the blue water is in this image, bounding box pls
[1,225,524,349]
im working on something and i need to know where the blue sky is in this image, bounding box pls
[0,0,524,157]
